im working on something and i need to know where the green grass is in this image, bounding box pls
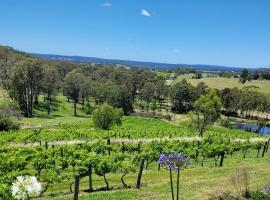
[173,73,270,95]
[156,71,172,78]
[21,94,90,128]
[40,150,270,200]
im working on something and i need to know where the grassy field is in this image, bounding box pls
[173,73,270,95]
[21,94,89,128]
[35,150,270,200]
[156,71,172,79]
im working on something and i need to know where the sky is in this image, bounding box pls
[0,0,269,68]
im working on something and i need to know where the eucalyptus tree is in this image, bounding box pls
[219,87,241,115]
[190,89,222,137]
[140,82,156,111]
[8,58,44,116]
[43,63,60,114]
[63,71,85,116]
[170,79,195,113]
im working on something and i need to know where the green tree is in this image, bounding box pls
[9,58,43,116]
[193,82,209,100]
[92,103,123,130]
[239,69,249,84]
[63,71,85,116]
[42,63,59,115]
[219,87,241,115]
[190,89,222,137]
[140,82,156,111]
[170,79,194,113]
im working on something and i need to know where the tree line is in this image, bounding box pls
[0,46,269,124]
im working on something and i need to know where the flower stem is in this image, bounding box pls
[170,168,174,200]
[176,168,180,200]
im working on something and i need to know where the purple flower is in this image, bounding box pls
[158,153,191,171]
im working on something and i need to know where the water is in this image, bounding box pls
[236,123,270,135]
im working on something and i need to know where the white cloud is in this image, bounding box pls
[102,2,111,7]
[141,9,151,17]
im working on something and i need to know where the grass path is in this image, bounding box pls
[8,136,268,148]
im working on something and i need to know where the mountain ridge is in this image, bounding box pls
[32,53,257,72]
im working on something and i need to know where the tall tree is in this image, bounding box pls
[239,69,249,84]
[140,82,156,111]
[170,79,194,113]
[193,82,209,100]
[9,58,43,117]
[63,71,84,116]
[43,63,59,114]
[190,89,222,137]
[219,87,240,115]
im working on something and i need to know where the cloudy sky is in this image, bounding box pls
[0,0,269,68]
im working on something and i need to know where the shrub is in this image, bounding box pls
[0,117,19,131]
[250,191,270,200]
[220,117,234,129]
[92,103,123,130]
[0,101,20,131]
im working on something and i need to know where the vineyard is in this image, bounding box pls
[1,117,270,199]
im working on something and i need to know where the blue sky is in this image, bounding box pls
[0,0,269,68]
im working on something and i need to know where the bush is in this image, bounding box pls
[0,117,20,131]
[220,117,235,129]
[85,101,94,115]
[0,101,20,131]
[92,103,123,130]
[250,191,270,200]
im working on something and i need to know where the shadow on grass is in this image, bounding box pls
[83,185,132,193]
[33,114,64,119]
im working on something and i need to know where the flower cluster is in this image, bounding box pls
[158,153,191,171]
[12,176,41,200]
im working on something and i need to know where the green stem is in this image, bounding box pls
[176,168,180,200]
[170,168,174,200]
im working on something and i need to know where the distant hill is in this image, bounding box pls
[32,53,250,72]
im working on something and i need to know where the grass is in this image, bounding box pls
[39,150,270,200]
[21,94,90,128]
[156,71,172,78]
[173,73,270,95]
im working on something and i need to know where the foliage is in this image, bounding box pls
[190,89,222,137]
[63,70,85,116]
[92,103,123,130]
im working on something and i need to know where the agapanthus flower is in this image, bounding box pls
[12,175,41,200]
[158,153,191,171]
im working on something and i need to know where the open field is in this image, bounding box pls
[173,73,270,95]
[156,71,172,79]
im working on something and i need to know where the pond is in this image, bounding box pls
[236,123,270,135]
